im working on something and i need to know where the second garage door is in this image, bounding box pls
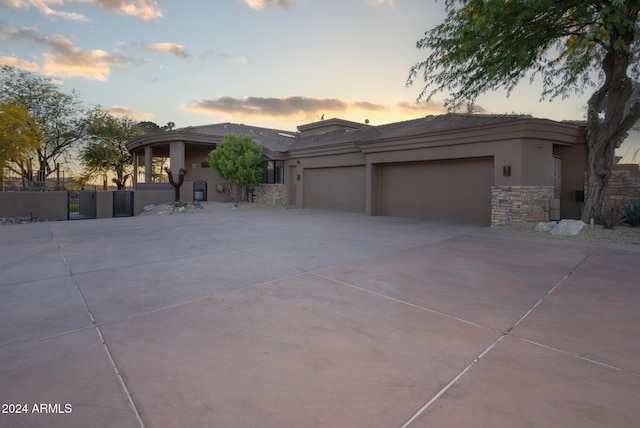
[379,157,494,224]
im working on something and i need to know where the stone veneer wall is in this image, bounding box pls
[253,184,288,207]
[603,168,640,207]
[491,186,554,226]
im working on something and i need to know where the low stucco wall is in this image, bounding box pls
[491,186,554,225]
[0,192,68,220]
[133,190,175,215]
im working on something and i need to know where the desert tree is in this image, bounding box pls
[407,0,640,221]
[0,65,89,180]
[207,134,263,206]
[80,111,140,190]
[0,101,41,189]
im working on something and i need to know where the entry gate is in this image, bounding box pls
[68,190,96,220]
[113,191,134,217]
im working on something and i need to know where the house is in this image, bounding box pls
[125,114,588,225]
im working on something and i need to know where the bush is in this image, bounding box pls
[626,200,640,227]
[592,204,627,230]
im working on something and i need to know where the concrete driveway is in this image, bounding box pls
[1,203,639,427]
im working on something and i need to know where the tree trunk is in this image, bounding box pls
[581,30,640,221]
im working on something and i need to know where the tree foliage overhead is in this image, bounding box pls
[408,1,640,220]
[0,65,89,178]
[207,134,263,206]
[80,111,141,190]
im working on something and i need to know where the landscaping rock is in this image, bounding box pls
[550,219,587,236]
[535,221,557,232]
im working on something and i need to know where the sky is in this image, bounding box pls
[0,0,639,161]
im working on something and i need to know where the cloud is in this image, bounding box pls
[0,55,40,71]
[371,0,395,6]
[396,101,484,114]
[1,26,133,80]
[140,42,191,59]
[241,0,296,10]
[0,0,89,21]
[107,105,153,120]
[0,0,162,22]
[183,96,461,120]
[92,0,162,22]
[184,96,352,118]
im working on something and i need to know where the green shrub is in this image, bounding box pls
[626,200,640,227]
[592,204,627,230]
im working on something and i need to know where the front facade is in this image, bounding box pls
[126,114,588,225]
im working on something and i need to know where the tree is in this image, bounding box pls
[0,101,40,169]
[207,134,263,206]
[1,66,90,182]
[137,121,176,135]
[407,1,640,221]
[80,111,141,190]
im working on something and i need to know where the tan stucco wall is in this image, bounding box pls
[0,192,68,220]
[96,191,113,219]
[133,190,175,214]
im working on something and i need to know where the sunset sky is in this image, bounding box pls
[1,0,638,159]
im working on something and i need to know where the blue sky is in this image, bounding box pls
[0,0,638,160]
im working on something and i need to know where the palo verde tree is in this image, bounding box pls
[80,111,141,190]
[0,65,89,180]
[407,1,640,221]
[207,134,263,206]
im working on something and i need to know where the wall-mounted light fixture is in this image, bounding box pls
[503,166,511,177]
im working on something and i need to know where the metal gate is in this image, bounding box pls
[113,191,134,217]
[68,190,96,220]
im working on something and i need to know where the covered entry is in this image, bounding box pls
[378,157,494,224]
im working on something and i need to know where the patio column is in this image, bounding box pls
[170,142,185,176]
[144,146,152,183]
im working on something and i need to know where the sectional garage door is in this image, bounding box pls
[303,165,365,213]
[379,157,494,224]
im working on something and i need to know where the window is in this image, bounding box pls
[260,160,284,184]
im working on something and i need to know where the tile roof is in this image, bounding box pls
[181,123,297,152]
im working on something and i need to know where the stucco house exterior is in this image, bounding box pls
[125,114,588,225]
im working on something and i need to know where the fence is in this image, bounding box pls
[0,170,68,191]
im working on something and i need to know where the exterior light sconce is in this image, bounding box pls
[503,166,511,177]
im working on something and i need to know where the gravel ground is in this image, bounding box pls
[493,221,640,245]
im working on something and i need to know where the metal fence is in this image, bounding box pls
[1,170,68,192]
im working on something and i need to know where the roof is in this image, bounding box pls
[289,114,537,151]
[128,114,586,156]
[182,123,297,153]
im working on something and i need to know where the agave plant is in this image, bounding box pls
[626,200,640,227]
[592,204,627,230]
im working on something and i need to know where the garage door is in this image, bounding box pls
[303,165,365,213]
[379,157,494,224]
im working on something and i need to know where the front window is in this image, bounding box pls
[260,160,284,184]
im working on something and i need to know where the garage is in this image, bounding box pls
[303,165,365,213]
[379,157,494,224]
